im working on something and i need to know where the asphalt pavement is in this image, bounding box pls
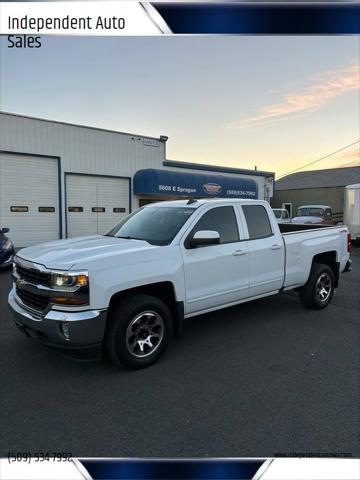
[1,248,359,458]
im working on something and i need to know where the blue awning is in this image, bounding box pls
[134,169,258,199]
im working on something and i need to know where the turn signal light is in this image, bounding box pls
[77,275,88,286]
[51,296,87,305]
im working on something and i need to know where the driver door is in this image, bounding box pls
[180,205,250,315]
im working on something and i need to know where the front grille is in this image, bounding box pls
[16,287,50,312]
[16,264,51,287]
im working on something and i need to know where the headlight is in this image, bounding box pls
[51,271,89,289]
[3,239,12,250]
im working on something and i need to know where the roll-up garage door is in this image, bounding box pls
[0,153,60,247]
[66,174,129,238]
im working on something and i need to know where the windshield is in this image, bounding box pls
[106,206,195,246]
[273,210,282,219]
[297,207,324,217]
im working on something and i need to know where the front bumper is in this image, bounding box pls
[8,288,107,358]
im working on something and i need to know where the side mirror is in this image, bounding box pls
[1,227,10,234]
[189,230,220,248]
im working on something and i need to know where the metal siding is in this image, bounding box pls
[66,174,129,237]
[0,112,166,236]
[0,114,165,176]
[0,113,268,236]
[0,152,59,247]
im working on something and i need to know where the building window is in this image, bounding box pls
[10,206,28,212]
[39,207,55,213]
[113,207,126,213]
[242,205,273,239]
[92,207,105,213]
[68,207,83,212]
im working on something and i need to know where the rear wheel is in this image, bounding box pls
[299,263,335,310]
[105,294,172,369]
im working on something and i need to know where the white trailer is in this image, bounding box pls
[344,184,360,242]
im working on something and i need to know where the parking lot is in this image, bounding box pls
[1,248,359,458]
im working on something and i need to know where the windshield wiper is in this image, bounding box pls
[103,234,150,243]
[116,235,143,240]
[102,234,137,239]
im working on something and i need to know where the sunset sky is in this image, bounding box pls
[1,35,359,177]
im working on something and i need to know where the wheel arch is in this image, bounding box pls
[311,251,339,287]
[108,282,184,337]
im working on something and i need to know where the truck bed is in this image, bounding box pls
[280,223,349,289]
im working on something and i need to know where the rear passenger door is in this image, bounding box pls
[239,204,285,297]
[181,205,250,315]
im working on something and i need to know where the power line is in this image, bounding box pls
[276,140,360,180]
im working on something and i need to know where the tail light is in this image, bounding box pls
[347,233,352,253]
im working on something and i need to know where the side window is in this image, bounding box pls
[325,208,332,217]
[190,206,239,244]
[282,210,289,219]
[242,205,273,239]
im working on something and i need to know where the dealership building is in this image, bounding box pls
[0,112,274,247]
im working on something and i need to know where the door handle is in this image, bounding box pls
[271,244,282,250]
[232,249,247,256]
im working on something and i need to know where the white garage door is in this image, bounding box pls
[0,153,60,248]
[66,174,129,238]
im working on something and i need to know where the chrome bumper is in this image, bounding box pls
[8,288,107,354]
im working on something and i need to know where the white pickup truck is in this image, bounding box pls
[8,199,352,369]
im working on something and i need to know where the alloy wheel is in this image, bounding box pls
[315,273,332,303]
[125,311,164,358]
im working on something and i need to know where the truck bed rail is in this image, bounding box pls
[279,224,339,234]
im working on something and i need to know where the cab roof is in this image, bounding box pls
[143,198,267,208]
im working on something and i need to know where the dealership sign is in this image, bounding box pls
[203,183,222,195]
[143,138,160,147]
[134,169,258,198]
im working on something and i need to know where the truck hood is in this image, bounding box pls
[16,235,155,270]
[291,216,323,224]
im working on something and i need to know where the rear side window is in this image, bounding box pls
[242,205,273,239]
[190,206,239,244]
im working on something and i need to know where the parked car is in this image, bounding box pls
[272,208,291,224]
[0,228,15,270]
[292,205,334,225]
[344,184,360,243]
[8,199,351,369]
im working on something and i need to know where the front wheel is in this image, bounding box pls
[105,294,173,369]
[299,263,335,310]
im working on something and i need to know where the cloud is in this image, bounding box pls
[337,144,360,160]
[335,143,360,167]
[229,64,359,129]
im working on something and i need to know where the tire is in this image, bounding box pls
[105,294,173,369]
[299,263,335,310]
